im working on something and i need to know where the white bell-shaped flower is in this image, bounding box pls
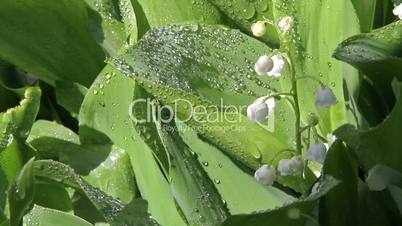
[393,3,402,19]
[315,87,338,109]
[254,55,273,76]
[267,55,285,77]
[305,143,328,164]
[254,164,276,186]
[247,96,276,123]
[278,16,294,33]
[278,156,304,176]
[251,21,267,37]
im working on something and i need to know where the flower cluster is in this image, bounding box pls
[249,14,340,186]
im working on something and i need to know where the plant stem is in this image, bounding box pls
[288,55,302,155]
[282,52,302,155]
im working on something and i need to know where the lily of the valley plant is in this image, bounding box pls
[250,16,338,186]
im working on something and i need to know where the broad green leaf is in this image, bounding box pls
[27,120,80,145]
[335,82,402,173]
[84,0,127,56]
[152,106,229,225]
[118,0,139,44]
[356,182,402,226]
[271,0,362,134]
[24,205,92,226]
[177,122,295,214]
[207,0,279,46]
[1,87,41,219]
[33,160,129,224]
[351,0,377,32]
[0,0,105,87]
[110,24,289,169]
[389,185,402,215]
[79,66,188,226]
[319,141,358,226]
[110,24,319,192]
[334,21,402,113]
[0,140,26,221]
[1,87,41,142]
[373,0,395,29]
[222,176,339,226]
[110,199,158,226]
[27,120,136,203]
[135,0,222,29]
[55,81,88,118]
[33,183,72,212]
[84,147,136,204]
[8,158,35,226]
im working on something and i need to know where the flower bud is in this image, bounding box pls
[278,16,294,33]
[251,21,267,37]
[278,156,304,176]
[305,143,328,164]
[315,87,338,109]
[255,55,273,76]
[307,112,319,126]
[247,96,276,123]
[254,164,276,186]
[393,3,402,19]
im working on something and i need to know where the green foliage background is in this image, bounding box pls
[0,0,401,225]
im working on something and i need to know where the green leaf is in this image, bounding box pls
[271,0,363,133]
[151,104,229,225]
[27,120,80,145]
[334,21,402,112]
[177,122,295,214]
[110,24,289,169]
[84,0,127,56]
[84,147,137,204]
[207,0,279,46]
[0,0,105,86]
[351,0,377,32]
[55,81,88,118]
[33,160,125,223]
[334,21,402,79]
[389,185,402,215]
[1,87,41,143]
[319,141,358,226]
[222,176,339,226]
[33,183,73,212]
[356,182,402,226]
[110,198,158,226]
[1,87,41,219]
[28,120,136,203]
[24,205,92,226]
[135,0,222,28]
[118,0,139,44]
[8,158,35,226]
[79,66,191,226]
[335,82,402,173]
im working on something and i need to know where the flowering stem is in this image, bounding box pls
[286,55,303,155]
